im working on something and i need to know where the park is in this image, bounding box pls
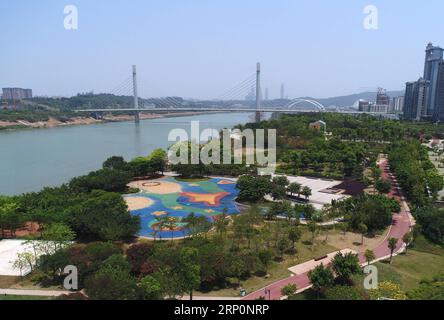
[0,113,443,300]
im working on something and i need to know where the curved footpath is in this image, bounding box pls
[243,158,414,300]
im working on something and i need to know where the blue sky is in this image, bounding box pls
[0,0,443,99]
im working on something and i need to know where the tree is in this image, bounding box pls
[236,175,271,202]
[126,242,154,275]
[258,249,273,272]
[307,221,317,251]
[214,208,229,236]
[139,275,163,300]
[12,252,33,277]
[357,223,367,245]
[103,156,128,171]
[147,148,167,174]
[0,196,21,237]
[277,238,290,259]
[281,284,297,298]
[70,190,140,241]
[340,194,395,234]
[288,227,302,253]
[84,254,139,300]
[177,247,201,300]
[41,223,75,251]
[271,185,287,201]
[288,182,302,198]
[388,237,398,264]
[375,179,391,194]
[331,252,361,284]
[69,168,131,193]
[308,264,334,298]
[302,186,312,200]
[402,231,413,254]
[164,215,180,241]
[364,249,375,265]
[269,201,292,221]
[272,176,290,188]
[414,206,444,245]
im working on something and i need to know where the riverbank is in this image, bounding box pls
[0,111,222,131]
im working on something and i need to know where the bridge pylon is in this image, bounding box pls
[132,65,140,123]
[255,62,261,123]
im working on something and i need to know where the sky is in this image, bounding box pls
[0,0,443,99]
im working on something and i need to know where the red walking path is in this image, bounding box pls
[243,158,414,300]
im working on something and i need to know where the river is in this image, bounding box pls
[0,113,255,196]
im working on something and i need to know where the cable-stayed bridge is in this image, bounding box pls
[75,64,389,122]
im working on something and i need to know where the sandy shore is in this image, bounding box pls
[0,111,221,130]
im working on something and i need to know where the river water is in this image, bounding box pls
[0,113,254,196]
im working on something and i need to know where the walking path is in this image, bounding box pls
[243,158,413,300]
[0,288,69,297]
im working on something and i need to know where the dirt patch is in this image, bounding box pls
[2,222,40,238]
[318,228,390,254]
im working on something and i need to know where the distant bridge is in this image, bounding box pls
[74,107,391,117]
[79,64,394,121]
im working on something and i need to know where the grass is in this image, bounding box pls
[373,237,444,292]
[195,227,338,297]
[353,235,444,293]
[290,235,444,300]
[0,276,19,288]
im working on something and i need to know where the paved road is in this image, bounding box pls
[0,288,69,297]
[243,158,413,300]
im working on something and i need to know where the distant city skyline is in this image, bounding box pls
[0,0,443,99]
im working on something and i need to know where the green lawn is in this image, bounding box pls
[290,236,444,300]
[196,227,338,297]
[352,235,444,293]
[372,237,444,292]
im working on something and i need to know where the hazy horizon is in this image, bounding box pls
[1,0,442,99]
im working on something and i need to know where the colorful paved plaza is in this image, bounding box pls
[124,177,239,238]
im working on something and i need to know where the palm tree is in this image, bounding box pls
[388,237,398,264]
[307,221,317,251]
[288,182,302,198]
[358,223,367,245]
[364,249,375,265]
[164,216,179,242]
[302,186,312,201]
[402,232,413,254]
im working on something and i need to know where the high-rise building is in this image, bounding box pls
[423,43,443,116]
[376,87,390,107]
[358,100,370,112]
[265,88,269,100]
[433,61,444,122]
[392,96,405,113]
[403,78,429,121]
[280,83,285,99]
[2,88,33,100]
